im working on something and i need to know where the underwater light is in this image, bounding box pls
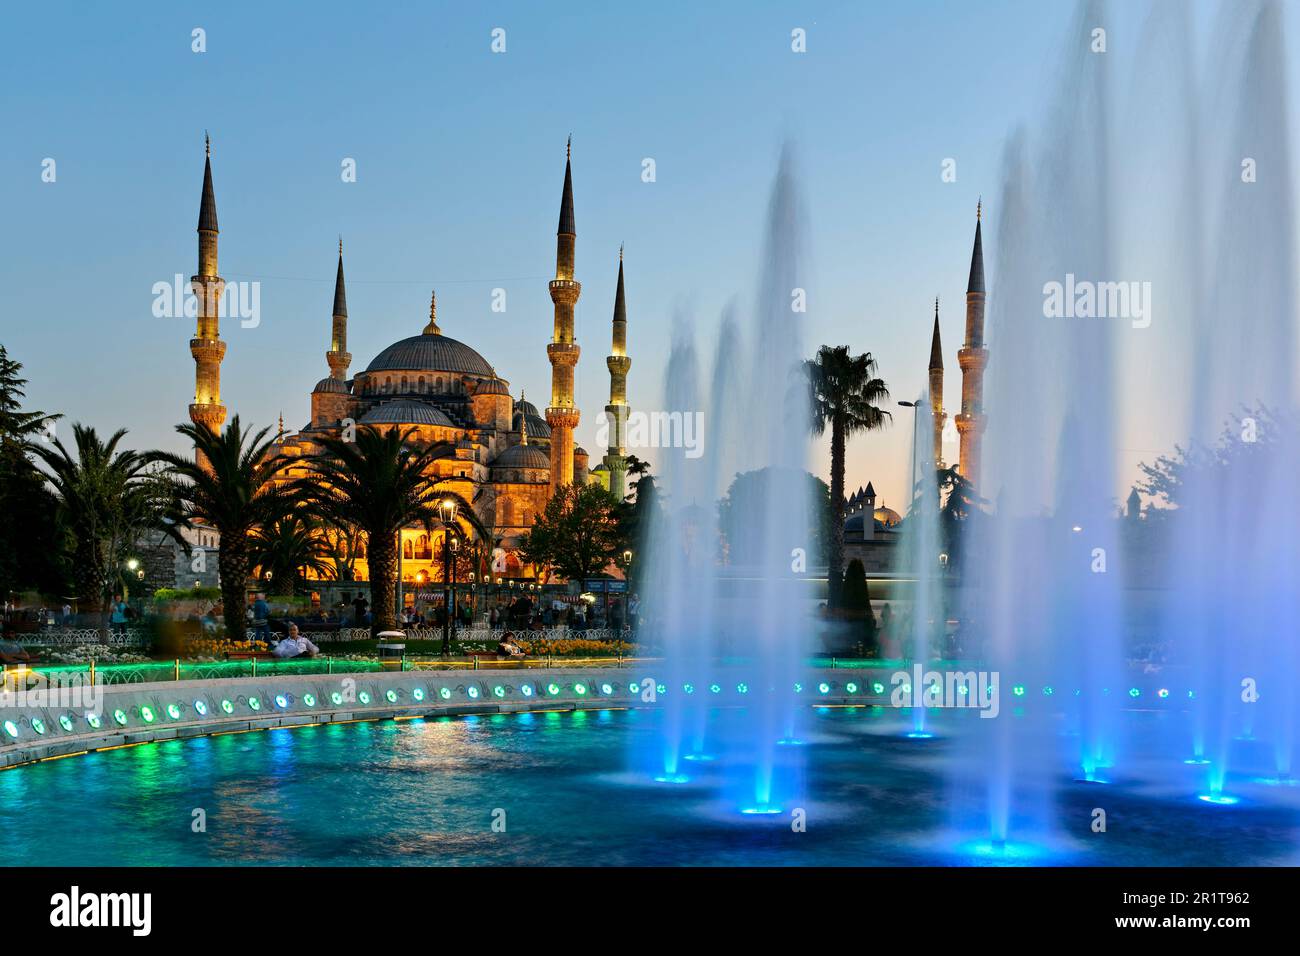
[1184,757,1210,765]
[331,691,344,705]
[709,683,721,694]
[794,683,803,693]
[1012,685,1025,697]
[86,714,102,729]
[1128,688,1140,698]
[140,707,155,723]
[357,691,371,705]
[818,682,830,694]
[194,699,208,716]
[167,703,182,720]
[439,688,452,700]
[872,681,885,694]
[600,682,613,695]
[654,774,690,784]
[683,683,695,694]
[628,683,640,694]
[656,683,666,695]
[741,805,782,815]
[30,718,45,735]
[494,685,506,698]
[1188,690,1196,699]
[59,714,75,732]
[303,694,316,707]
[3,720,17,738]
[520,684,533,697]
[386,689,399,703]
[547,683,561,696]
[467,686,480,699]
[906,731,934,739]
[1158,688,1169,699]
[248,696,261,711]
[411,688,424,702]
[846,682,858,693]
[220,699,233,714]
[575,683,587,696]
[737,683,749,694]
[1198,793,1240,805]
[113,709,128,725]
[275,695,289,709]
[1042,686,1054,696]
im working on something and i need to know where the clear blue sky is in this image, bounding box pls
[1,0,1288,509]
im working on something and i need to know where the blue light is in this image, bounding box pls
[656,683,666,695]
[683,683,695,694]
[275,695,289,709]
[467,686,480,699]
[521,684,533,697]
[793,683,803,693]
[1128,687,1140,698]
[194,700,208,716]
[1042,686,1054,696]
[1198,793,1240,805]
[818,682,830,694]
[600,683,613,695]
[654,774,690,784]
[628,683,640,694]
[411,688,424,702]
[1157,688,1170,699]
[709,683,721,694]
[906,731,934,739]
[741,805,782,815]
[736,683,749,694]
[1012,685,1025,697]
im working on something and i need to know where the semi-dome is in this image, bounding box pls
[493,443,551,470]
[364,333,494,376]
[312,376,349,394]
[513,411,551,438]
[359,400,455,427]
[474,377,511,396]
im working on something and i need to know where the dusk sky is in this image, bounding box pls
[3,0,1294,509]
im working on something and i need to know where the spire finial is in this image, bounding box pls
[977,196,982,221]
[205,131,210,157]
[423,289,440,335]
[339,235,343,256]
[520,412,529,445]
[567,134,571,160]
[277,412,284,437]
[935,295,940,315]
[619,242,624,262]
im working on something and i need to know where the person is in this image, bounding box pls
[108,596,129,636]
[251,593,271,640]
[489,606,500,629]
[272,622,320,659]
[351,595,369,626]
[61,603,73,626]
[0,639,33,666]
[497,631,525,660]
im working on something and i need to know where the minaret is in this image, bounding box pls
[189,133,227,459]
[327,238,351,381]
[955,200,988,485]
[603,245,631,500]
[928,296,945,468]
[546,137,581,493]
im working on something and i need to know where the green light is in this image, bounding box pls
[575,683,587,696]
[358,691,371,705]
[683,683,695,694]
[1158,688,1169,699]
[1012,685,1025,697]
[1129,688,1140,698]
[220,699,234,714]
[113,709,128,725]
[140,706,155,723]
[411,688,424,702]
[303,693,316,706]
[31,718,46,735]
[709,684,721,694]
[167,703,182,719]
[818,682,830,694]
[330,692,343,705]
[248,696,261,711]
[493,685,506,698]
[872,681,885,694]
[2,721,16,738]
[656,683,666,695]
[194,700,208,716]
[439,687,452,700]
[385,689,398,703]
[1042,686,1054,696]
[737,683,749,694]
[86,714,102,729]
[794,683,803,693]
[547,683,561,696]
[628,683,640,694]
[59,714,75,732]
[275,695,289,708]
[846,682,858,693]
[600,683,613,695]
[467,686,480,699]
[521,684,533,697]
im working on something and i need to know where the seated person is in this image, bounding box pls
[272,623,321,659]
[0,639,33,666]
[496,631,526,660]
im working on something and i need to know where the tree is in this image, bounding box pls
[519,483,623,584]
[614,455,657,590]
[34,424,163,617]
[293,426,481,638]
[146,417,284,642]
[248,510,334,593]
[803,345,891,606]
[718,467,833,568]
[0,345,64,599]
[842,557,878,652]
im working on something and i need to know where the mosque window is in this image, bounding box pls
[401,376,409,392]
[403,539,413,559]
[436,376,443,392]
[418,376,426,393]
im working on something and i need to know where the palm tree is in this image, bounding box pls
[248,511,334,593]
[804,345,891,606]
[146,417,284,641]
[294,426,486,638]
[34,424,162,618]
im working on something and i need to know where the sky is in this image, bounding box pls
[2,0,1296,511]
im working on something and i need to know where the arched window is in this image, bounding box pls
[435,376,443,392]
[403,539,413,559]
[401,375,409,392]
[418,376,425,393]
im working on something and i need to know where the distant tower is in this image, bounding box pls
[546,137,581,493]
[603,246,631,500]
[955,200,988,485]
[928,296,945,468]
[189,134,227,461]
[327,238,350,381]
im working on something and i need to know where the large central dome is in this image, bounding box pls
[364,332,494,376]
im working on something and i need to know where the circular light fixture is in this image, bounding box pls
[1128,688,1140,698]
[627,683,640,695]
[1042,686,1054,696]
[140,707,155,724]
[656,683,666,695]
[220,700,234,714]
[248,697,261,711]
[493,685,506,698]
[330,692,343,706]
[411,688,424,702]
[521,684,533,697]
[872,681,885,694]
[303,693,316,707]
[683,683,694,694]
[467,686,480,699]
[1158,688,1170,699]
[30,718,45,735]
[574,683,587,696]
[737,683,749,694]
[59,714,75,732]
[113,709,128,725]
[846,682,858,694]
[709,684,721,694]
[86,713,102,729]
[547,683,561,696]
[794,683,803,694]
[439,687,452,700]
[167,703,182,720]
[274,695,288,709]
[818,682,830,694]
[357,691,371,705]
[600,683,613,695]
[385,689,398,703]
[194,700,208,716]
[1012,685,1025,697]
[2,721,17,738]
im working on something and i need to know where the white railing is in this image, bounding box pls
[9,628,150,647]
[318,626,634,644]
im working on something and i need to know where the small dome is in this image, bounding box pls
[365,333,494,376]
[874,505,902,529]
[513,411,551,439]
[515,397,541,418]
[591,462,609,473]
[474,377,511,396]
[313,377,349,394]
[574,446,588,456]
[359,400,455,427]
[493,442,551,470]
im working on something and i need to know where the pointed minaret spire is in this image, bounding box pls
[278,412,284,438]
[928,297,943,371]
[928,296,945,468]
[423,289,440,335]
[604,247,632,499]
[547,139,582,493]
[324,239,352,383]
[956,202,989,484]
[189,135,227,466]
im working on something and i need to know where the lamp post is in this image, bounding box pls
[439,498,458,656]
[898,400,923,514]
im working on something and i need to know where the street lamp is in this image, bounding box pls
[439,498,458,657]
[898,400,923,513]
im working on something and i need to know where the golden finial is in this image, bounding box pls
[277,412,284,437]
[423,289,440,335]
[520,412,529,445]
[205,131,210,157]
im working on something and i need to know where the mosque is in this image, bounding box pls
[182,136,632,585]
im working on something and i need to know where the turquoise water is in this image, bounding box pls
[1,707,1297,866]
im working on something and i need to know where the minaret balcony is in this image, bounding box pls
[189,338,227,362]
[547,342,581,366]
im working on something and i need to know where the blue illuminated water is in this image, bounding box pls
[2,707,1296,866]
